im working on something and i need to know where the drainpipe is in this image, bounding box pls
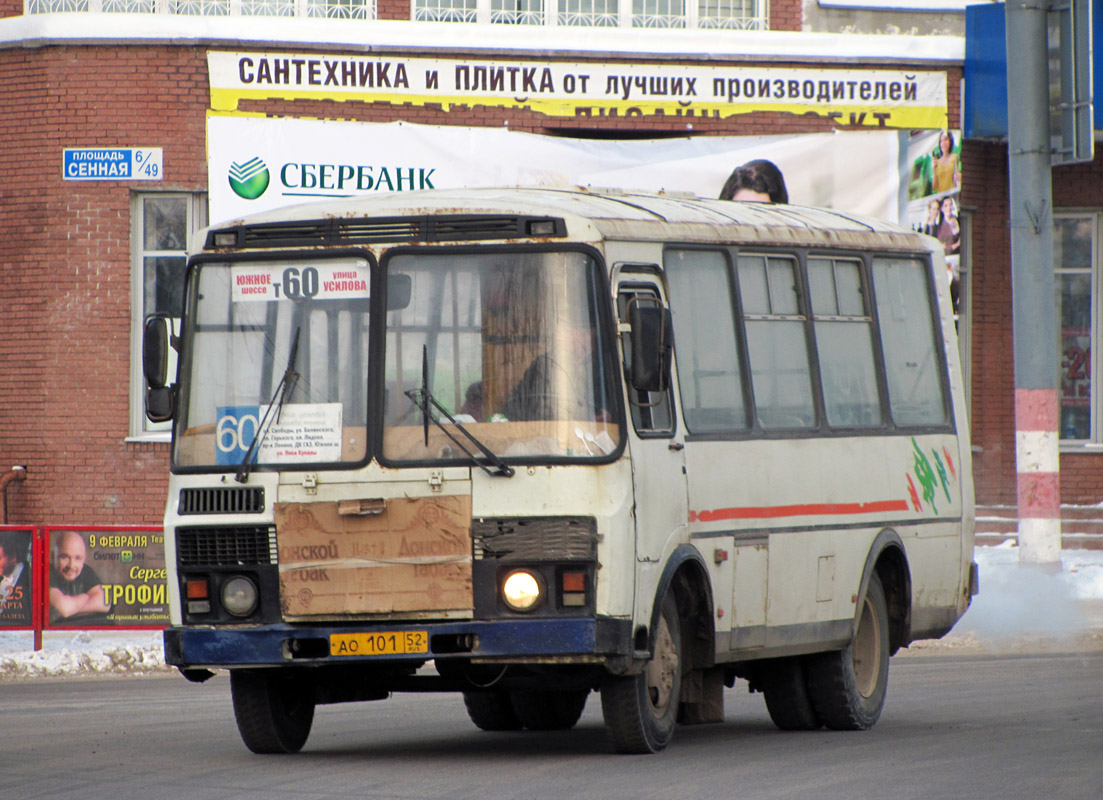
[0,466,28,524]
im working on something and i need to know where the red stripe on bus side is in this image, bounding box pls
[690,499,911,523]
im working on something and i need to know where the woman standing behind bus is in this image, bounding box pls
[719,159,788,203]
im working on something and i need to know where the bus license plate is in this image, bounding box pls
[330,631,429,657]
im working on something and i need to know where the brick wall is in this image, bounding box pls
[376,0,408,20]
[0,46,209,526]
[0,41,959,525]
[964,140,1103,506]
[771,0,803,31]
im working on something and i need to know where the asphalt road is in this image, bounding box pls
[3,651,1100,800]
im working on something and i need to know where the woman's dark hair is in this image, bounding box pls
[719,159,788,203]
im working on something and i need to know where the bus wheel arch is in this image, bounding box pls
[802,532,909,732]
[864,530,912,655]
[601,546,713,753]
[656,545,714,673]
[805,569,890,730]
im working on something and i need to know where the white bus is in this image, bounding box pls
[144,187,976,754]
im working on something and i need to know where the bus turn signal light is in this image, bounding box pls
[186,578,211,615]
[561,571,586,607]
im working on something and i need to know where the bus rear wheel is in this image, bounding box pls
[761,657,821,731]
[510,689,589,730]
[601,592,682,754]
[806,572,890,731]
[462,689,523,731]
[230,669,316,754]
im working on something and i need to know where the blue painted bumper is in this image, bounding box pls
[164,616,633,669]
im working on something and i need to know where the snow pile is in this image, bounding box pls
[2,546,1101,679]
[0,630,170,680]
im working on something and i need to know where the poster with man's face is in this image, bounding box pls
[0,529,33,628]
[46,529,168,627]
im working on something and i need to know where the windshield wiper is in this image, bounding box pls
[235,327,301,483]
[404,345,514,478]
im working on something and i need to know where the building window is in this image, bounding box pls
[29,0,377,15]
[632,0,685,28]
[29,0,762,25]
[413,0,476,20]
[130,193,207,440]
[490,0,543,23]
[559,0,618,26]
[1055,213,1096,442]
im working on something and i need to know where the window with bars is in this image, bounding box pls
[28,0,764,27]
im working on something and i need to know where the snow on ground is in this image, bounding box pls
[2,546,1102,680]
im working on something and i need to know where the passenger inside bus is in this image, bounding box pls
[504,319,610,422]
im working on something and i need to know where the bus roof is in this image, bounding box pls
[206,187,933,254]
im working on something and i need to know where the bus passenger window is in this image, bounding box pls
[871,257,949,427]
[664,250,749,433]
[808,258,883,429]
[738,255,816,430]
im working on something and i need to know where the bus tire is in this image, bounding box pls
[601,592,682,754]
[462,689,523,731]
[511,689,589,730]
[806,572,890,731]
[230,669,315,754]
[762,657,821,731]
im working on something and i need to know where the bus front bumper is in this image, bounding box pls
[163,616,633,670]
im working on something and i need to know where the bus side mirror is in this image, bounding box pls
[146,386,176,423]
[143,315,177,423]
[143,315,171,389]
[629,305,672,394]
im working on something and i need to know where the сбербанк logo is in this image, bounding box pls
[228,157,271,200]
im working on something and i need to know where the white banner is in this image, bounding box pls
[208,115,903,226]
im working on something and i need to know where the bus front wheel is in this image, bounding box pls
[601,592,683,754]
[806,572,890,730]
[230,669,316,754]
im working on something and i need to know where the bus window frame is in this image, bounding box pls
[863,250,957,435]
[169,247,378,475]
[663,243,957,445]
[373,242,628,471]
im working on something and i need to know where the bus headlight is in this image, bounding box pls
[221,576,259,617]
[501,570,543,612]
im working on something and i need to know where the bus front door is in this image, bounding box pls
[616,279,688,621]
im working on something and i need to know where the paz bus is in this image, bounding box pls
[143,187,976,754]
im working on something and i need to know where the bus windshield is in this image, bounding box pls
[174,256,372,469]
[382,249,622,463]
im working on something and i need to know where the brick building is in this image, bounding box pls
[960,7,1103,526]
[1,3,974,527]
